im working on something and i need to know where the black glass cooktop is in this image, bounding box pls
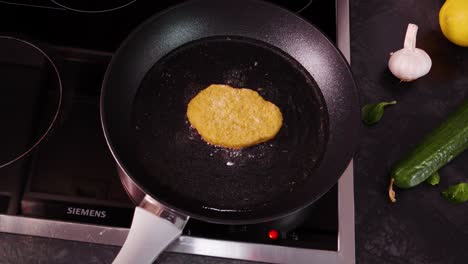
[0,0,338,251]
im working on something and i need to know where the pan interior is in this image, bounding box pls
[130,36,328,219]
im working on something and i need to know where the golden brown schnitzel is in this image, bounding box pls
[187,84,283,149]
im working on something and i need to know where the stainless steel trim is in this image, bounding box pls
[336,0,355,262]
[140,195,189,230]
[336,161,355,263]
[0,214,129,246]
[337,0,351,63]
[167,236,338,263]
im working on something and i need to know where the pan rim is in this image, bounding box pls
[100,0,360,224]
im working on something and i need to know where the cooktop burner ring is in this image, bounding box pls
[270,0,313,13]
[0,36,62,169]
[49,0,137,13]
[296,0,313,13]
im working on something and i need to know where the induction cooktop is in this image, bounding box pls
[0,1,355,263]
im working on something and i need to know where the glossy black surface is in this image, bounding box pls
[132,36,328,214]
[0,43,337,252]
[49,0,136,12]
[269,0,313,12]
[0,0,340,254]
[0,37,61,168]
[0,0,335,52]
[19,48,134,227]
[0,195,9,213]
[102,0,359,223]
[184,184,338,250]
[48,0,311,13]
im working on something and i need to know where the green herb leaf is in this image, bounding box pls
[442,183,468,204]
[361,101,397,126]
[425,172,440,186]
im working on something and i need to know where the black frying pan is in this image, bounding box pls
[100,0,359,262]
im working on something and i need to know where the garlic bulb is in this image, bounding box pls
[388,23,432,82]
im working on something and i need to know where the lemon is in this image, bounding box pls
[439,0,468,47]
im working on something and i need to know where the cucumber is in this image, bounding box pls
[389,100,468,202]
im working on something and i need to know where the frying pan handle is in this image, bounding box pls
[113,196,189,264]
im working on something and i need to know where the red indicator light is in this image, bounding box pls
[268,229,279,240]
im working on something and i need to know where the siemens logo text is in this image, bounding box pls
[67,207,107,218]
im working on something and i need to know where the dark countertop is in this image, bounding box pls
[351,0,468,263]
[2,0,468,264]
[0,232,265,264]
[0,231,259,264]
